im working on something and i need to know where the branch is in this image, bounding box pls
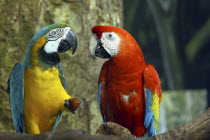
[147,108,210,140]
[0,109,210,140]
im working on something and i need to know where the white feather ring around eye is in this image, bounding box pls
[101,32,121,57]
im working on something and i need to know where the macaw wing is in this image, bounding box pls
[51,112,62,132]
[143,65,162,137]
[8,63,24,133]
[51,64,67,132]
[97,82,106,122]
[97,62,109,123]
[57,63,66,89]
[144,88,159,136]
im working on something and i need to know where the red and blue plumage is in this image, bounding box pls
[91,26,162,137]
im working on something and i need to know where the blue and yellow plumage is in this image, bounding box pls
[8,24,81,134]
[143,65,162,137]
[144,89,160,136]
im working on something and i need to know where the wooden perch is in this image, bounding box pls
[0,108,210,140]
[146,108,210,140]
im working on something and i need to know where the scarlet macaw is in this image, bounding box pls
[89,25,162,137]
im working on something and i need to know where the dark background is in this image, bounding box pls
[124,0,210,106]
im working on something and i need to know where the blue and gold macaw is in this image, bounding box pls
[7,24,82,134]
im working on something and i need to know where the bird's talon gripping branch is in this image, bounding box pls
[64,98,82,114]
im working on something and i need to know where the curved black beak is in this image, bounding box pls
[95,39,111,58]
[58,30,77,54]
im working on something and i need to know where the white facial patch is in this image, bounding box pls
[101,32,121,57]
[89,34,98,57]
[44,38,62,53]
[44,27,71,53]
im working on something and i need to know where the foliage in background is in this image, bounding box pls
[124,0,210,92]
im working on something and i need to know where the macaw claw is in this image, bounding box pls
[64,97,83,114]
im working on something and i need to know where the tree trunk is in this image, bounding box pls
[0,0,123,134]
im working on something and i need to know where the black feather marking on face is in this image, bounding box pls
[39,47,60,66]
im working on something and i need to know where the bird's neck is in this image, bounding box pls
[105,54,146,92]
[109,52,146,74]
[26,36,59,69]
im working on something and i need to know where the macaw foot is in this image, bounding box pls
[64,97,83,114]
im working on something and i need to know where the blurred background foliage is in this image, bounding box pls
[124,0,210,92]
[0,0,209,135]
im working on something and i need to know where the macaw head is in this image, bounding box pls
[24,24,77,67]
[89,25,142,59]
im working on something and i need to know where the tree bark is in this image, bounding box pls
[147,108,210,140]
[96,108,210,140]
[0,108,209,140]
[0,0,123,134]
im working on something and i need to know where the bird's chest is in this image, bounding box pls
[103,83,145,127]
[104,72,145,112]
[24,67,64,117]
[24,67,62,98]
[105,84,144,110]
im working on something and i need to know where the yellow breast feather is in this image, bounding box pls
[24,66,71,134]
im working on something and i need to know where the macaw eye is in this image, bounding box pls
[105,33,117,41]
[51,31,56,35]
[108,34,112,38]
[49,29,58,36]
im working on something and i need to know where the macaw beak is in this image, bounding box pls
[89,34,111,58]
[94,40,111,58]
[58,30,77,55]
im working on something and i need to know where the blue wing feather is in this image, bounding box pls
[51,63,66,132]
[8,63,24,133]
[97,83,106,122]
[51,112,62,132]
[144,88,156,137]
[97,83,102,108]
[57,63,66,89]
